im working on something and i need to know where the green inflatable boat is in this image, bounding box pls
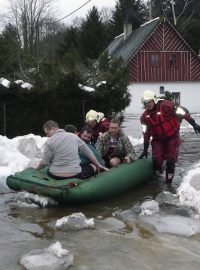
[6,158,154,204]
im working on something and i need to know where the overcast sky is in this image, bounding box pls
[0,0,117,25]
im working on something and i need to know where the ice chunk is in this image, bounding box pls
[114,208,138,230]
[48,242,69,258]
[55,212,95,230]
[14,192,58,208]
[139,214,200,236]
[140,200,159,216]
[20,241,73,270]
[155,191,179,205]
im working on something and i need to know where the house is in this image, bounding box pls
[107,17,200,114]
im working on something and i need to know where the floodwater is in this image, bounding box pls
[1,115,200,270]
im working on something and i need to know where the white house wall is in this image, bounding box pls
[126,82,200,115]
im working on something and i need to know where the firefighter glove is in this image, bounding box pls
[193,123,200,133]
[188,118,200,133]
[138,143,149,159]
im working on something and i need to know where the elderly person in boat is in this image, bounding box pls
[85,109,110,143]
[35,120,107,180]
[96,119,136,168]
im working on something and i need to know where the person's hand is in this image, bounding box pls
[138,151,148,159]
[187,118,200,133]
[124,157,131,163]
[138,143,149,159]
[193,123,200,133]
[28,165,35,168]
[99,165,109,172]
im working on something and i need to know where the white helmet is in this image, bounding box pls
[85,110,104,123]
[141,90,157,104]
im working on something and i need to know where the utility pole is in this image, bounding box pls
[171,0,177,25]
[3,103,6,136]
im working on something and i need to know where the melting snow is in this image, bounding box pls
[0,77,11,88]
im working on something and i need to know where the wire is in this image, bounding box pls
[55,0,92,23]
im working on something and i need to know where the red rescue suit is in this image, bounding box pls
[140,100,192,174]
[89,118,110,143]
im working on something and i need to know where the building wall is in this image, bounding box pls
[128,22,200,82]
[126,81,200,114]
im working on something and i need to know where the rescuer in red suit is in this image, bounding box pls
[139,90,200,183]
[85,110,110,143]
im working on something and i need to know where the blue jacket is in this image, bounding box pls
[79,144,105,166]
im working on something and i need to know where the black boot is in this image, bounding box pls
[166,159,175,184]
[165,172,174,184]
[153,158,163,174]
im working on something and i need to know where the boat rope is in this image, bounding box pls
[0,182,79,196]
[0,190,19,195]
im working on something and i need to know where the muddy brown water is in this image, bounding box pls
[0,116,200,270]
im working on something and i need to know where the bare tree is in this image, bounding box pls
[171,0,192,25]
[8,0,53,57]
[176,0,193,23]
[100,7,113,24]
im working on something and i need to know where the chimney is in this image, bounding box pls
[124,21,133,40]
[123,9,133,40]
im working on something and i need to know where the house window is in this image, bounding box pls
[172,92,180,105]
[150,53,159,66]
[160,86,165,94]
[169,54,177,66]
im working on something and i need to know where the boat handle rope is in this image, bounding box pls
[0,181,79,196]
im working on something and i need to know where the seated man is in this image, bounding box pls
[96,119,136,168]
[35,120,106,179]
[79,126,105,174]
[64,124,79,135]
[79,126,95,146]
[64,124,106,177]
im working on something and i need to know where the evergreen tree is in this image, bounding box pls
[78,6,106,60]
[0,23,20,77]
[110,0,147,38]
[150,0,171,19]
[57,26,80,58]
[82,51,131,117]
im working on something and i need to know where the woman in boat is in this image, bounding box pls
[96,119,136,168]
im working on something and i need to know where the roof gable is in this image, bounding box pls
[107,18,160,65]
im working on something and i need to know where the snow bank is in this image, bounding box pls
[177,161,200,213]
